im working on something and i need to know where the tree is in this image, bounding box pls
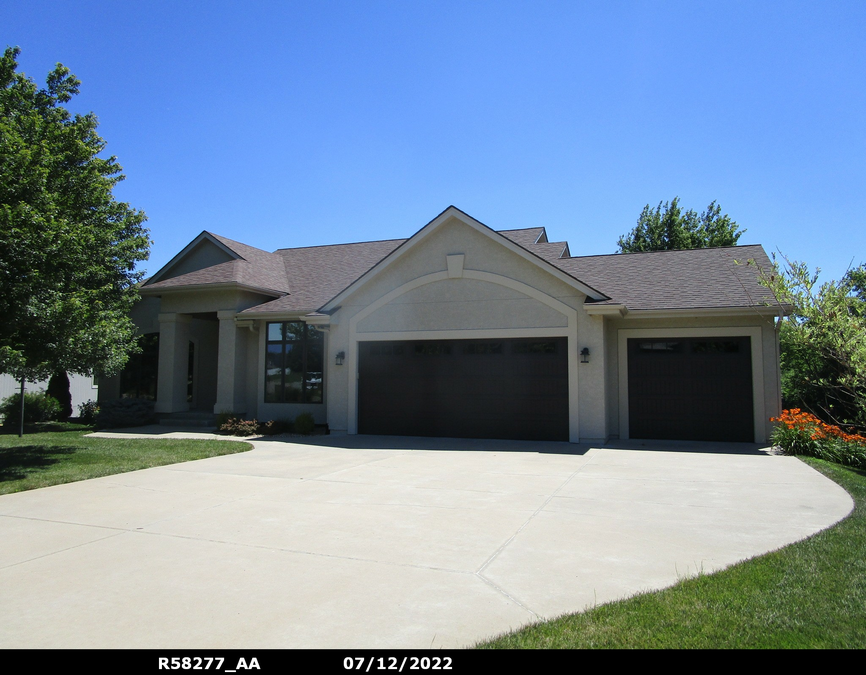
[46,371,72,420]
[760,257,866,430]
[617,197,745,253]
[0,47,150,416]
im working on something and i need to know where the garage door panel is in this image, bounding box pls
[359,338,568,441]
[628,336,754,442]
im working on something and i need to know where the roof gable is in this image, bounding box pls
[318,206,607,312]
[143,231,289,296]
[146,232,240,285]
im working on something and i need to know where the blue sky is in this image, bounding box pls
[3,1,865,283]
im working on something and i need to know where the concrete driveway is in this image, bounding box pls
[0,433,853,649]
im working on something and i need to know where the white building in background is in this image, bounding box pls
[0,373,98,417]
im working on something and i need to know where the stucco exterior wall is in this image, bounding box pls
[157,240,234,281]
[158,288,274,315]
[577,312,607,442]
[340,218,585,314]
[356,278,567,333]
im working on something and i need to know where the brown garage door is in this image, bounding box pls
[358,338,569,441]
[628,336,754,442]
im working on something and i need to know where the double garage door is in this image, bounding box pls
[627,336,755,442]
[358,338,569,441]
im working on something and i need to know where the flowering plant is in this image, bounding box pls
[771,409,866,468]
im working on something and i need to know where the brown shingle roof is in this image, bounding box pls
[144,232,289,295]
[241,239,407,313]
[499,227,546,247]
[144,224,779,316]
[553,245,780,311]
[527,241,571,262]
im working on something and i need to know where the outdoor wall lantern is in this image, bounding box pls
[580,347,590,364]
[335,351,345,366]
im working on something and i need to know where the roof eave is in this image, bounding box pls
[618,305,789,319]
[140,282,285,298]
[236,307,320,319]
[584,303,628,317]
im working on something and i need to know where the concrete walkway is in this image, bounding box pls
[0,432,853,649]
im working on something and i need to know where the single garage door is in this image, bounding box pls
[359,338,569,441]
[628,336,754,442]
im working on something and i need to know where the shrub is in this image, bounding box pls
[77,400,100,425]
[96,398,156,428]
[215,410,241,428]
[219,418,259,436]
[258,419,291,436]
[760,259,866,428]
[771,408,866,469]
[293,412,315,435]
[0,391,62,427]
[47,372,73,420]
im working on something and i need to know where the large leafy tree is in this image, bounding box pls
[617,197,745,252]
[761,257,866,430]
[0,47,150,388]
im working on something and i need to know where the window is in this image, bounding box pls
[119,333,159,400]
[265,321,324,403]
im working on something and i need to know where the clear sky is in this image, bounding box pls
[3,1,864,283]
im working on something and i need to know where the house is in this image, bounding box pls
[98,206,785,443]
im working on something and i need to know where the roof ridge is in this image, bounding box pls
[206,231,281,259]
[564,244,764,261]
[274,237,408,252]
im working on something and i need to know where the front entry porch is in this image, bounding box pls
[154,311,254,416]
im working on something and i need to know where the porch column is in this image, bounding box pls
[155,312,191,413]
[214,311,247,414]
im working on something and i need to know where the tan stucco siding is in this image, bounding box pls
[159,288,275,314]
[576,312,607,441]
[338,217,585,313]
[158,240,234,281]
[355,278,567,333]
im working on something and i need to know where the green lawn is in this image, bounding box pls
[479,458,866,649]
[0,426,252,495]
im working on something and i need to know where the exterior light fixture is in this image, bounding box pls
[580,347,590,364]
[335,351,345,366]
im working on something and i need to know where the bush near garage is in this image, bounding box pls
[293,412,315,435]
[96,398,156,428]
[219,417,260,436]
[77,400,99,425]
[772,408,866,469]
[258,419,292,436]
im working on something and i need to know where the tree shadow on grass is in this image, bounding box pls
[0,445,77,482]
